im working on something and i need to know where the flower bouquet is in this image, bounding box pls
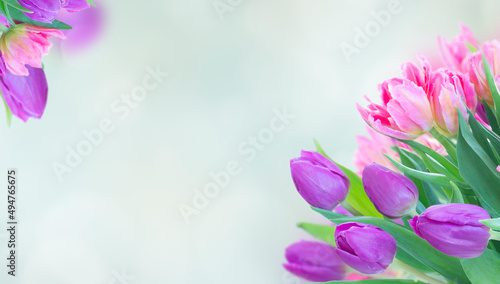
[284,24,500,284]
[0,0,94,124]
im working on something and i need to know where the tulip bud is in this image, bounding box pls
[283,240,346,282]
[290,151,350,210]
[362,163,418,219]
[335,222,397,274]
[409,203,491,258]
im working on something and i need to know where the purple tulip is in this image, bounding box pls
[362,163,418,219]
[335,222,397,274]
[409,203,491,258]
[283,240,346,282]
[18,0,61,23]
[290,151,350,210]
[0,66,48,122]
[18,0,90,23]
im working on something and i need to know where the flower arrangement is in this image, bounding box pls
[284,23,500,284]
[0,0,95,124]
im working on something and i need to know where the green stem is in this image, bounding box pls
[396,260,448,284]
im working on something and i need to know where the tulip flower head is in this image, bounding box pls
[18,0,90,23]
[362,163,419,219]
[409,203,491,258]
[0,24,64,76]
[357,79,434,140]
[283,240,346,282]
[335,222,397,274]
[290,151,350,210]
[438,23,478,72]
[0,66,48,121]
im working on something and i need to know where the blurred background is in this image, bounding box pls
[1,0,500,283]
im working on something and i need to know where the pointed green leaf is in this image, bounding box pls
[429,128,458,164]
[483,55,500,127]
[483,101,500,135]
[314,139,383,218]
[449,181,465,204]
[385,154,451,187]
[457,112,500,217]
[297,222,336,246]
[9,8,72,29]
[461,249,500,283]
[3,0,31,12]
[479,218,500,231]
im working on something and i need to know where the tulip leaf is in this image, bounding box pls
[483,55,500,128]
[479,218,500,231]
[449,181,465,204]
[0,1,14,26]
[0,92,12,127]
[9,8,72,30]
[461,249,500,283]
[384,154,451,187]
[429,128,458,164]
[312,207,471,284]
[483,101,500,135]
[297,222,336,246]
[396,148,441,208]
[314,139,383,218]
[86,0,96,6]
[2,0,31,13]
[457,112,500,217]
[318,280,426,284]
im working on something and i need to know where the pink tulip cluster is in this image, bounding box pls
[357,23,493,141]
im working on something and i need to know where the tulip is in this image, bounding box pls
[335,222,397,274]
[18,0,90,23]
[438,23,478,72]
[0,66,48,121]
[283,240,346,282]
[362,163,419,219]
[0,24,64,76]
[428,69,477,135]
[290,151,350,210]
[357,79,434,140]
[409,203,491,258]
[465,40,500,107]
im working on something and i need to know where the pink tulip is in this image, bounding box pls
[428,70,477,135]
[358,79,434,140]
[0,24,64,76]
[438,23,478,72]
[465,40,500,107]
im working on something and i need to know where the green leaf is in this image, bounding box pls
[396,148,441,207]
[297,222,336,246]
[467,109,500,164]
[466,42,478,53]
[312,207,471,284]
[429,128,458,164]
[385,154,451,187]
[3,0,31,12]
[317,280,426,284]
[461,249,500,283]
[483,55,500,127]
[457,112,500,217]
[480,218,500,231]
[314,139,383,218]
[449,181,465,203]
[0,91,12,127]
[0,2,14,26]
[9,8,72,30]
[86,0,96,6]
[483,101,500,135]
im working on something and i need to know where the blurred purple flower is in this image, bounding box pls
[55,4,104,53]
[0,66,48,122]
[409,203,491,258]
[283,240,346,282]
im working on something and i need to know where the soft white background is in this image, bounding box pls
[1,0,500,283]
